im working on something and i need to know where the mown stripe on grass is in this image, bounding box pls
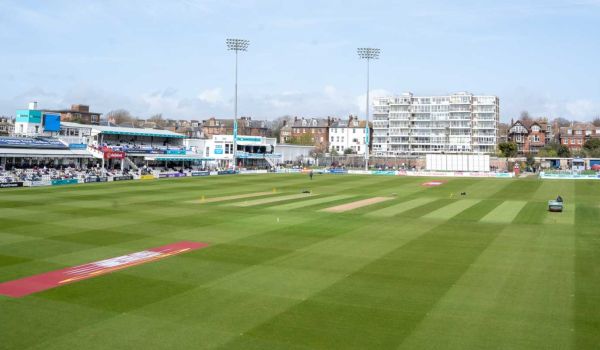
[512,202,547,224]
[479,200,527,224]
[270,195,353,210]
[398,223,575,349]
[187,191,274,204]
[366,197,437,217]
[231,193,314,207]
[421,199,481,220]
[321,197,393,213]
[575,224,600,348]
[232,221,503,349]
[544,203,575,225]
[451,199,502,222]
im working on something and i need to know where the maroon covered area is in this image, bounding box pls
[0,241,208,298]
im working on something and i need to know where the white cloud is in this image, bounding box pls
[197,88,224,105]
[565,99,599,118]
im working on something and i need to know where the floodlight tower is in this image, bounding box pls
[357,47,380,171]
[226,38,250,171]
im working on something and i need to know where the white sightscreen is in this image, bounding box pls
[426,154,490,172]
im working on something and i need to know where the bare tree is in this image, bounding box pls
[592,116,600,127]
[106,109,134,125]
[148,114,166,128]
[553,117,571,127]
[520,111,533,124]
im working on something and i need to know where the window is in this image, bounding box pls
[576,130,582,135]
[331,136,334,142]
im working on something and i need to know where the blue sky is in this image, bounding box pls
[0,0,599,122]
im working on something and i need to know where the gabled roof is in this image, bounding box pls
[61,121,185,138]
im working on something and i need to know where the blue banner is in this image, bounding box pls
[51,179,79,186]
[0,137,67,149]
[218,170,238,175]
[371,170,396,176]
[191,171,210,177]
[44,114,61,132]
[165,149,186,155]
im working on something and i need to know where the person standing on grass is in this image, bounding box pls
[309,170,314,180]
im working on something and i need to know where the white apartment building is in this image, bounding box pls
[329,116,368,155]
[372,92,499,155]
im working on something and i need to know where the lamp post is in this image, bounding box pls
[357,47,380,171]
[226,38,250,171]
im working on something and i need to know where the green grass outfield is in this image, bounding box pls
[0,174,599,349]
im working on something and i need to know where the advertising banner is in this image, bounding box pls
[69,143,87,149]
[0,182,23,188]
[0,137,66,149]
[165,149,186,155]
[124,149,163,154]
[329,168,348,174]
[27,180,51,187]
[84,177,108,183]
[347,170,372,175]
[51,179,79,186]
[239,170,269,174]
[217,170,238,175]
[158,173,187,178]
[371,170,397,176]
[140,174,155,180]
[191,171,210,177]
[113,175,134,181]
[104,150,126,159]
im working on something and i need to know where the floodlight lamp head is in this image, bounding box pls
[357,47,380,60]
[226,38,250,51]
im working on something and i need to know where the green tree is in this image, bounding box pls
[538,147,558,157]
[498,142,518,157]
[343,148,354,155]
[526,153,535,167]
[583,138,600,152]
[557,145,571,158]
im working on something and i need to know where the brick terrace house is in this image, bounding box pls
[279,117,332,150]
[45,104,102,125]
[507,119,550,154]
[526,121,548,154]
[507,120,530,154]
[559,123,600,150]
[202,117,270,139]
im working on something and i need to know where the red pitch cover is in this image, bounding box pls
[0,241,208,298]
